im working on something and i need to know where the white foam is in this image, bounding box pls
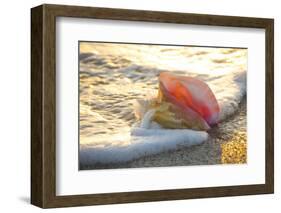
[80,108,208,164]
[80,128,208,164]
[206,69,246,121]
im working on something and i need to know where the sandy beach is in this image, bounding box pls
[79,42,247,170]
[80,98,246,170]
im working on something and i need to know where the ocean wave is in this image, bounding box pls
[79,43,247,165]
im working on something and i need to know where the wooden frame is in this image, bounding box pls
[31,4,274,208]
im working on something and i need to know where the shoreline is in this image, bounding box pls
[80,97,247,170]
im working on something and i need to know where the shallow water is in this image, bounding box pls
[81,99,246,169]
[79,42,247,167]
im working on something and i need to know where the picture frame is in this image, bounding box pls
[31,4,274,208]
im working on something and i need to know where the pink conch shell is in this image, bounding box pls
[158,72,220,128]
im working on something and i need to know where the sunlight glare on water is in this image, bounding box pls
[79,42,247,148]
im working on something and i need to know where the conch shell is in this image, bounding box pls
[151,72,220,131]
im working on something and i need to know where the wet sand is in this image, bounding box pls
[80,98,246,170]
